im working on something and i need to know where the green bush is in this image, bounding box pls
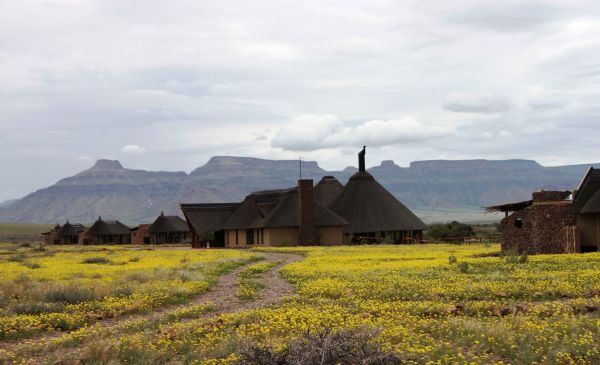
[427,221,474,241]
[448,255,457,264]
[459,262,469,273]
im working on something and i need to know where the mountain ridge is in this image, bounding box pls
[1,156,598,225]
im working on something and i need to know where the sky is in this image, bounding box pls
[1,0,600,201]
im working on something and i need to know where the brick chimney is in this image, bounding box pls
[298,179,318,245]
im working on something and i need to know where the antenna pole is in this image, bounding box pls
[299,156,302,179]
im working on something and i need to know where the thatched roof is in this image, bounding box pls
[314,176,344,206]
[572,167,600,214]
[329,171,426,233]
[85,217,131,236]
[485,200,532,213]
[57,221,86,236]
[180,203,239,235]
[149,212,189,233]
[222,187,347,230]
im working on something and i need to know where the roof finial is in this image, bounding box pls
[358,146,366,172]
[160,211,165,217]
[98,216,102,221]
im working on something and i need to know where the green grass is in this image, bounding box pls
[0,222,53,235]
[0,222,53,244]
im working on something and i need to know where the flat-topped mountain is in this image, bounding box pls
[0,156,597,224]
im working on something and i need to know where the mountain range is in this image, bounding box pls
[0,156,597,225]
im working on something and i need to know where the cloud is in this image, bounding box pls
[271,114,453,151]
[121,144,146,154]
[443,93,511,114]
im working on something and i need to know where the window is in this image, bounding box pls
[246,229,254,244]
[515,218,523,228]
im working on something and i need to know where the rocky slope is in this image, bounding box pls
[0,157,597,224]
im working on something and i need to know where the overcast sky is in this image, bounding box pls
[1,0,600,201]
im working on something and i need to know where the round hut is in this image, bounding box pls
[329,147,426,243]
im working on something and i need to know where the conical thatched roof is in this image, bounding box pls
[329,171,426,233]
[314,176,344,206]
[57,221,85,236]
[85,217,131,235]
[149,212,189,233]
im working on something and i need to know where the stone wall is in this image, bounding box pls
[501,201,576,254]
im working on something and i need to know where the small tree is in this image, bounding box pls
[426,221,475,242]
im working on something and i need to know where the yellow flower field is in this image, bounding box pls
[0,244,258,341]
[3,243,600,364]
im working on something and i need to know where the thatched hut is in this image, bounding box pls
[148,212,190,244]
[328,147,426,243]
[56,221,85,244]
[80,216,131,244]
[43,223,61,245]
[43,221,85,245]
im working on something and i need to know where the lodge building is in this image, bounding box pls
[181,147,426,247]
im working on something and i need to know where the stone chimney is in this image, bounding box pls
[532,190,570,203]
[358,146,366,172]
[298,179,318,245]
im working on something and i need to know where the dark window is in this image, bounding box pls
[236,230,239,245]
[515,218,523,228]
[246,229,254,244]
[260,228,264,245]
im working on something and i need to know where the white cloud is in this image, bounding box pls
[121,144,146,154]
[271,114,454,151]
[2,0,600,199]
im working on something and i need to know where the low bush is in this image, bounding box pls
[44,283,98,304]
[236,327,401,365]
[7,254,27,262]
[12,302,65,315]
[81,257,112,264]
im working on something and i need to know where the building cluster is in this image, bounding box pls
[44,147,427,248]
[40,145,600,254]
[181,147,426,248]
[486,167,600,254]
[43,212,190,245]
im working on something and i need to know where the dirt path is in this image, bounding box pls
[0,251,302,363]
[197,251,300,314]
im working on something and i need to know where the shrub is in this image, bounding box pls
[236,327,401,365]
[518,252,529,264]
[81,257,112,264]
[32,244,47,252]
[7,254,27,262]
[459,262,469,273]
[12,302,65,315]
[448,254,457,264]
[21,261,41,269]
[44,284,97,304]
[129,256,140,262]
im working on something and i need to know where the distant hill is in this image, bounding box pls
[0,157,597,225]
